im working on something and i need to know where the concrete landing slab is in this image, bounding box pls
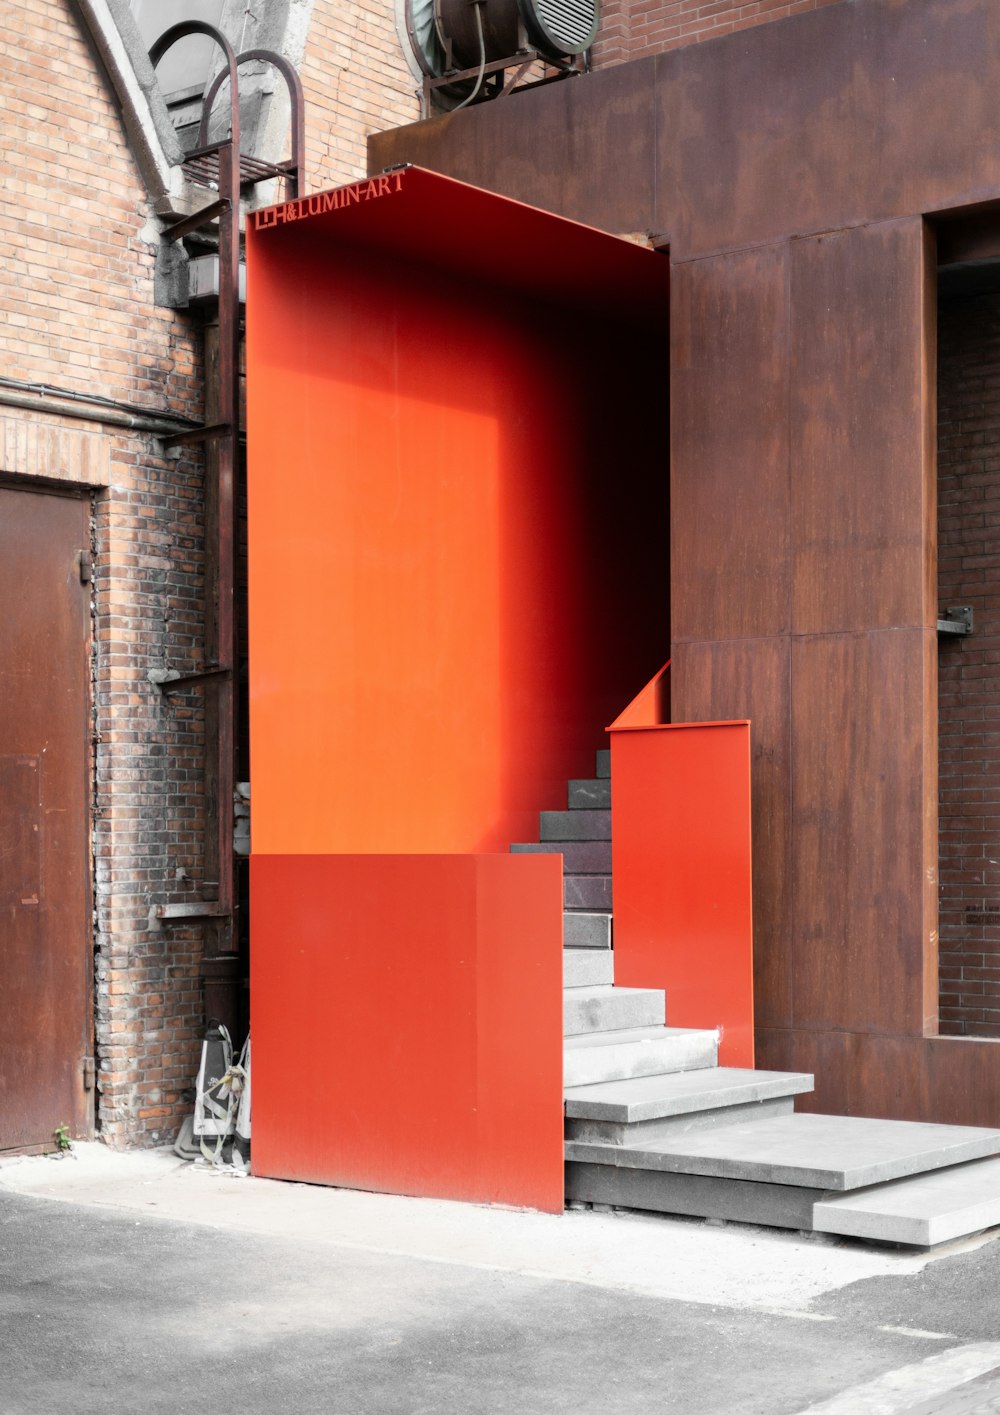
[564,1068,814,1122]
[813,1155,1000,1247]
[565,1113,1000,1191]
[564,1025,718,1087]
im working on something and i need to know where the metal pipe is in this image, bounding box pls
[0,386,194,436]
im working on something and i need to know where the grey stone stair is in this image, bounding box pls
[564,1025,719,1087]
[563,910,611,949]
[568,777,610,809]
[541,808,611,841]
[565,1113,1000,1189]
[564,948,614,989]
[564,874,612,910]
[512,840,612,873]
[564,985,665,1037]
[564,1068,814,1145]
[812,1155,1000,1247]
[564,1113,1000,1238]
[543,744,1000,1250]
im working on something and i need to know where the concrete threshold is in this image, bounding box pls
[0,1141,942,1315]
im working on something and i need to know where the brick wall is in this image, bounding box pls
[300,1,420,190]
[938,291,1000,1037]
[593,0,847,67]
[1,0,208,1145]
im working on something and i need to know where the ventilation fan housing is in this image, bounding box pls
[430,0,599,73]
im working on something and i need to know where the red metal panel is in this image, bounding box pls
[610,719,754,1068]
[251,853,564,1212]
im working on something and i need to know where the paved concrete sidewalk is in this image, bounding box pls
[3,1144,1000,1414]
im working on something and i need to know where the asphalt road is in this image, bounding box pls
[4,1179,1000,1415]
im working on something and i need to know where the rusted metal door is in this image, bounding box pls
[0,485,93,1150]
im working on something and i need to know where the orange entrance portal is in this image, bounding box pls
[246,166,691,1210]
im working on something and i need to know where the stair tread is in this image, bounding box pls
[541,809,611,841]
[564,987,665,1037]
[564,1067,814,1120]
[566,985,656,1000]
[564,1025,719,1087]
[563,949,614,989]
[564,1024,717,1052]
[564,1112,1000,1192]
[813,1154,1000,1246]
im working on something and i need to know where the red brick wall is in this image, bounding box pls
[593,0,847,67]
[938,291,1000,1037]
[301,2,420,189]
[1,0,208,1146]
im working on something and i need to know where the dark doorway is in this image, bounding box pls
[937,257,1000,1037]
[0,483,93,1149]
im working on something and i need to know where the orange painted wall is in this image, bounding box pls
[246,184,668,856]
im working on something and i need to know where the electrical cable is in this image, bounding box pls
[449,1,488,111]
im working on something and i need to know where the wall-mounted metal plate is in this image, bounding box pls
[937,605,974,636]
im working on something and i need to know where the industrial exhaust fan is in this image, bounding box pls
[404,0,600,108]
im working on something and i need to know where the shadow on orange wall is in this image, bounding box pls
[247,171,670,856]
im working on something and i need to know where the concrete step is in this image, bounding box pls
[568,777,610,810]
[564,1068,815,1145]
[563,910,612,949]
[564,1025,719,1088]
[813,1155,1000,1247]
[564,1112,1000,1192]
[565,875,612,911]
[566,1162,820,1231]
[596,748,610,778]
[512,840,612,873]
[541,809,611,841]
[564,948,614,989]
[564,985,665,1037]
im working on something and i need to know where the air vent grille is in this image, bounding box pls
[532,0,597,53]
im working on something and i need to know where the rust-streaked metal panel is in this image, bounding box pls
[374,0,1000,262]
[788,629,933,1038]
[789,219,932,636]
[670,243,790,644]
[757,1028,1000,1131]
[251,853,564,1212]
[368,58,657,235]
[609,718,754,1068]
[0,485,92,1150]
[653,0,1000,259]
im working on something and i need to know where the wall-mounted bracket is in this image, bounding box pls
[937,605,974,636]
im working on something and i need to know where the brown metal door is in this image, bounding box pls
[0,485,92,1150]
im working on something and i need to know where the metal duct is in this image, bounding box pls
[433,0,599,70]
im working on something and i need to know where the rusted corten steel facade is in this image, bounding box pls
[371,0,1000,1126]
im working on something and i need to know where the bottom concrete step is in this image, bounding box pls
[813,1154,1000,1247]
[565,1113,1000,1191]
[567,1160,818,1231]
